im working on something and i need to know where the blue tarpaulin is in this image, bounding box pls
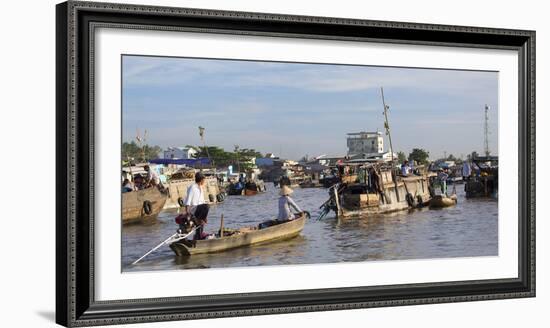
[149,158,211,166]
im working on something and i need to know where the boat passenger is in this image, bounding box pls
[236,174,245,189]
[462,161,472,181]
[121,179,134,193]
[337,164,345,177]
[472,162,481,177]
[144,165,160,188]
[133,174,145,190]
[438,168,449,196]
[278,186,302,222]
[184,172,210,240]
[401,161,411,176]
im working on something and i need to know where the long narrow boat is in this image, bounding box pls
[169,213,306,256]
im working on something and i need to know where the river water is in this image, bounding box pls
[122,185,498,272]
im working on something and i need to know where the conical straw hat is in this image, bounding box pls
[280,185,293,196]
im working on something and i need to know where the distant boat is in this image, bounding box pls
[278,176,303,188]
[169,213,307,256]
[319,175,341,188]
[465,156,498,199]
[227,180,266,196]
[245,180,266,195]
[164,175,225,209]
[299,179,322,188]
[320,164,433,219]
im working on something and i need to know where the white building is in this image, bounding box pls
[163,147,197,159]
[347,131,384,156]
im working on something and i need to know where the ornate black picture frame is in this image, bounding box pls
[56,1,535,326]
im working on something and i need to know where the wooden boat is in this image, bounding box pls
[429,194,457,208]
[122,187,167,224]
[227,183,244,195]
[244,189,258,196]
[169,213,306,256]
[228,180,266,196]
[299,180,322,188]
[278,176,302,188]
[320,164,433,219]
[164,176,224,209]
[245,180,266,195]
[464,156,498,199]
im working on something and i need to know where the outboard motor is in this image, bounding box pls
[174,213,194,234]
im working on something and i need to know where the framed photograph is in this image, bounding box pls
[56,1,535,326]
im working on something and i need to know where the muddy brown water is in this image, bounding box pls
[122,185,497,272]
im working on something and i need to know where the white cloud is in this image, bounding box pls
[123,55,497,97]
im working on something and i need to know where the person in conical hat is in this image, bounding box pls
[280,185,293,196]
[278,185,302,221]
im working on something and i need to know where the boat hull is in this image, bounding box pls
[170,215,306,256]
[228,180,266,196]
[244,189,258,196]
[335,175,432,218]
[465,176,498,199]
[429,195,457,208]
[164,177,223,209]
[122,188,167,224]
[299,181,322,188]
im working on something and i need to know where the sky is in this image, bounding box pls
[122,55,499,160]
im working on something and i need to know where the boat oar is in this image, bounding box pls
[132,227,198,265]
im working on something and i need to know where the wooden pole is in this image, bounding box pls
[132,227,198,265]
[381,87,400,202]
[333,185,343,218]
[219,214,224,237]
[381,87,395,164]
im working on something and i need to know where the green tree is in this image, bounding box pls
[237,148,263,170]
[122,141,161,162]
[397,151,407,163]
[408,148,430,164]
[193,146,232,167]
[190,145,263,169]
[447,154,457,161]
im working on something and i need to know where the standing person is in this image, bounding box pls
[401,160,411,176]
[462,160,472,182]
[278,186,302,222]
[184,172,210,240]
[144,165,160,188]
[438,168,449,196]
[337,163,345,177]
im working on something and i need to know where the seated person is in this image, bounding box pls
[133,174,145,190]
[144,165,160,188]
[278,186,302,222]
[121,178,133,193]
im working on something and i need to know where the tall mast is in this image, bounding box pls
[484,104,490,157]
[136,128,147,163]
[381,87,400,203]
[381,87,395,164]
[234,145,241,174]
[198,126,213,168]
